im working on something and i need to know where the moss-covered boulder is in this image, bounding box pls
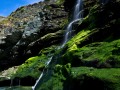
[69,67,120,90]
[0,54,48,86]
[32,64,120,90]
[0,42,59,86]
[36,63,71,90]
[15,55,48,78]
[62,39,120,68]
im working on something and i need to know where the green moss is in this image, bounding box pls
[71,67,120,90]
[68,44,78,51]
[35,65,120,90]
[60,29,98,66]
[66,29,97,48]
[38,77,63,90]
[56,0,65,5]
[54,63,71,78]
[14,55,48,78]
[39,45,57,55]
[36,63,71,90]
[80,40,120,67]
[62,39,120,68]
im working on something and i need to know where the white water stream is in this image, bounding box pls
[32,0,83,90]
[32,57,53,90]
[62,0,83,47]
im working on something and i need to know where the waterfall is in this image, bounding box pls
[62,0,83,47]
[73,0,83,20]
[32,57,53,90]
[32,72,44,90]
[32,0,83,90]
[10,79,13,88]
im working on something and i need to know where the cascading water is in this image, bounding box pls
[32,57,53,90]
[32,0,83,90]
[73,0,83,20]
[32,72,43,90]
[62,0,83,47]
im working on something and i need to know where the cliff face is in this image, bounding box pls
[0,0,68,71]
[0,0,120,90]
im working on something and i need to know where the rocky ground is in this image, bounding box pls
[0,0,120,90]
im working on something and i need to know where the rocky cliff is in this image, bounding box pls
[0,0,68,71]
[0,0,120,90]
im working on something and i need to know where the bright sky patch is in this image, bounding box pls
[0,0,43,17]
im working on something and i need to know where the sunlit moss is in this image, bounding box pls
[62,39,120,68]
[71,67,120,90]
[56,0,65,5]
[37,63,71,90]
[66,29,97,48]
[14,55,48,78]
[68,44,78,51]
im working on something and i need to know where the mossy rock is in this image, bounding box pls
[36,63,71,90]
[27,64,120,90]
[70,67,120,90]
[0,66,18,81]
[14,54,48,78]
[77,0,120,42]
[62,39,120,68]
[39,45,58,55]
[56,0,65,5]
[66,29,96,48]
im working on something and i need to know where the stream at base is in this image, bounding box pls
[0,86,32,90]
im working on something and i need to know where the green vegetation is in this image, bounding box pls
[37,63,71,90]
[71,67,120,90]
[39,45,57,55]
[66,30,92,48]
[62,39,120,68]
[15,55,48,78]
[56,0,65,5]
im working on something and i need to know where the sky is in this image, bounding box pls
[0,0,44,17]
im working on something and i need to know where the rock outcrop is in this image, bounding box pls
[0,0,68,71]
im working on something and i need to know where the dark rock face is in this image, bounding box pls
[0,0,68,70]
[99,0,110,4]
